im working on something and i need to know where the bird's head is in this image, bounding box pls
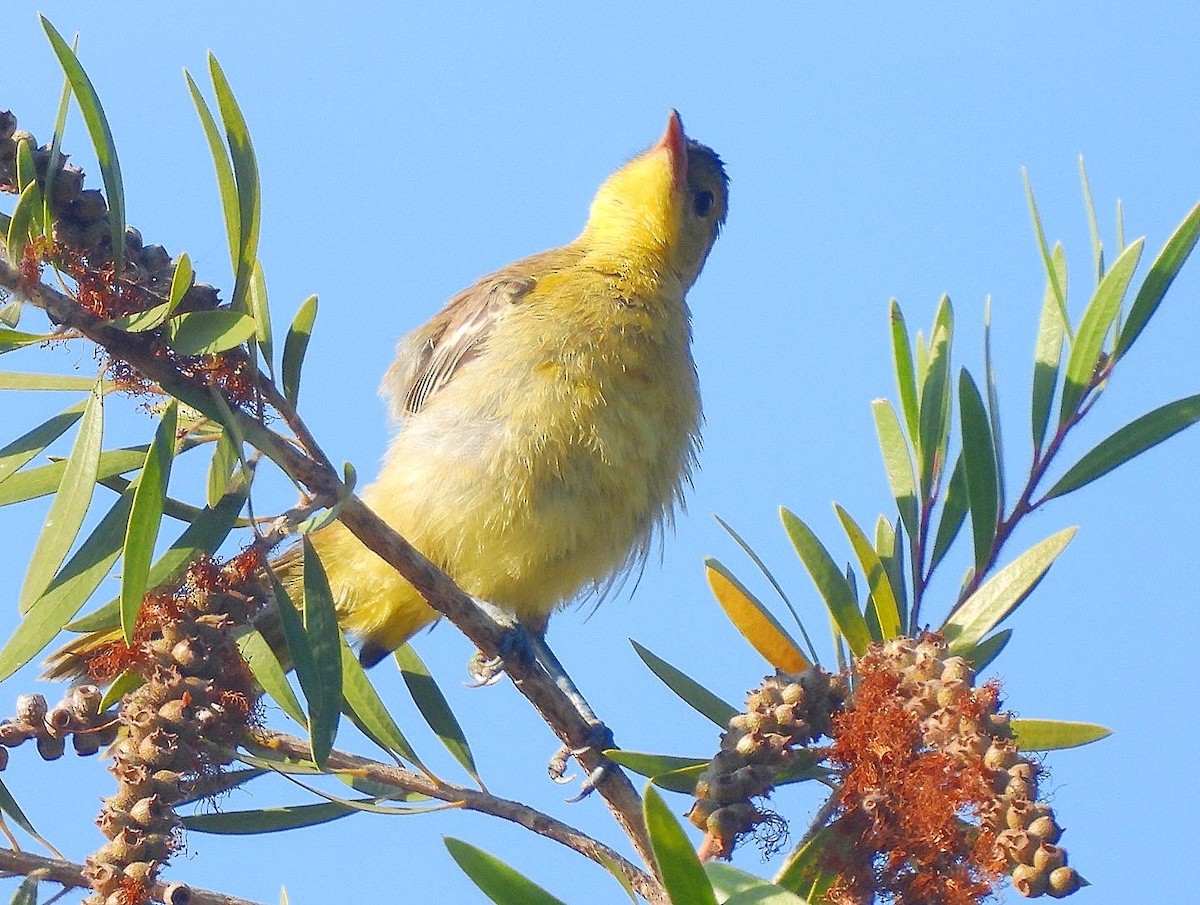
[582,110,728,291]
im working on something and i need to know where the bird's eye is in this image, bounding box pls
[693,190,715,218]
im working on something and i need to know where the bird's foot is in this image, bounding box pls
[548,721,616,801]
[465,651,506,687]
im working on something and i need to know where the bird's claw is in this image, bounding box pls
[466,652,505,687]
[547,722,616,800]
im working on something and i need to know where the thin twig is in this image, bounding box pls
[0,848,262,905]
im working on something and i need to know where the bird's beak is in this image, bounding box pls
[655,109,688,189]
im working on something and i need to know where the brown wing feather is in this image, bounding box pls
[382,272,536,419]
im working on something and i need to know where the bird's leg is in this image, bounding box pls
[523,629,615,799]
[465,600,528,686]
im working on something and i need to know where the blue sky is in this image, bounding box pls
[3,4,1199,903]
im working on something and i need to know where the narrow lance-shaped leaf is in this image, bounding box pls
[41,44,76,235]
[644,785,719,905]
[943,528,1077,651]
[1060,238,1144,424]
[917,321,951,499]
[163,310,257,356]
[1031,243,1068,453]
[705,558,810,672]
[445,838,568,905]
[19,384,103,613]
[209,54,262,314]
[41,17,125,275]
[982,297,1005,513]
[265,568,328,763]
[393,643,479,781]
[282,294,319,405]
[0,446,145,508]
[1023,168,1070,337]
[630,640,738,728]
[120,401,178,641]
[0,399,85,485]
[206,429,239,506]
[184,802,357,836]
[6,179,42,265]
[185,69,239,270]
[300,538,342,768]
[889,299,919,440]
[339,637,423,768]
[1079,156,1105,285]
[871,399,918,539]
[714,513,819,663]
[107,253,196,333]
[780,508,872,656]
[959,369,999,572]
[957,629,1012,672]
[1042,394,1200,501]
[249,258,274,376]
[0,372,102,391]
[929,456,967,575]
[835,505,902,640]
[0,485,134,682]
[874,516,908,632]
[236,628,305,727]
[1010,718,1111,751]
[1116,201,1200,359]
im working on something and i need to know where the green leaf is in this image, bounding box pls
[249,258,274,375]
[445,838,567,905]
[0,485,133,682]
[206,428,240,506]
[707,864,814,905]
[70,476,250,633]
[874,516,908,632]
[300,538,342,768]
[889,299,919,441]
[943,528,1076,651]
[1079,157,1105,286]
[958,370,999,572]
[0,446,144,508]
[630,639,738,727]
[1010,718,1112,751]
[184,802,357,835]
[208,54,262,316]
[1116,201,1200,359]
[19,384,103,613]
[105,254,193,333]
[605,751,707,780]
[0,776,56,855]
[41,17,125,275]
[120,401,177,641]
[266,570,323,748]
[917,321,951,499]
[0,331,54,357]
[834,505,901,640]
[393,643,479,781]
[774,822,845,901]
[780,509,872,657]
[645,785,718,905]
[956,629,1012,672]
[871,399,918,539]
[1023,168,1070,338]
[185,69,240,275]
[9,876,38,905]
[6,180,43,264]
[340,638,422,768]
[1044,394,1200,501]
[1060,238,1145,423]
[174,767,267,807]
[1032,243,1069,453]
[982,297,1005,514]
[0,372,101,391]
[929,456,967,575]
[163,310,257,355]
[0,399,85,485]
[282,294,319,405]
[41,47,75,240]
[237,628,306,727]
[98,668,144,712]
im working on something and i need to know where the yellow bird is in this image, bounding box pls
[50,110,727,679]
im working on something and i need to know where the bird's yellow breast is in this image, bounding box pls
[317,264,700,648]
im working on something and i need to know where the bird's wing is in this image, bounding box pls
[382,272,536,418]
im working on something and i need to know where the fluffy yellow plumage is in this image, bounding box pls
[48,111,727,679]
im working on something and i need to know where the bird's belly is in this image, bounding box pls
[369,360,698,626]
